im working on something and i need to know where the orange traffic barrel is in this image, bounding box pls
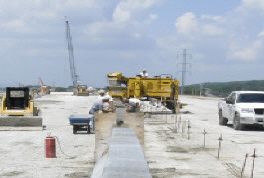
[45,136,56,158]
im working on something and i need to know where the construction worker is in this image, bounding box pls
[88,104,100,131]
[89,103,102,114]
[88,89,106,130]
[125,98,141,112]
[95,89,114,112]
[88,89,105,113]
[97,89,105,104]
[139,69,149,78]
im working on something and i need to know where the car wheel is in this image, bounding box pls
[219,110,227,126]
[87,124,91,134]
[233,114,244,130]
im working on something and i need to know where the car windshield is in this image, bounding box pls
[237,93,264,103]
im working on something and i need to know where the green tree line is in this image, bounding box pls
[184,80,264,97]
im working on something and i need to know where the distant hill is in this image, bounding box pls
[184,80,264,97]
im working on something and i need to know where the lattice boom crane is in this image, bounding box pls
[65,20,79,87]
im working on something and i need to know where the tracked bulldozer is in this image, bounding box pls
[0,87,42,127]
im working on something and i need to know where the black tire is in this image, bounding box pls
[165,101,176,113]
[33,107,39,116]
[219,110,227,126]
[87,124,91,134]
[233,113,244,130]
[73,125,78,134]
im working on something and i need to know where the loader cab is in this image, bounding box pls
[6,87,30,110]
[77,85,87,92]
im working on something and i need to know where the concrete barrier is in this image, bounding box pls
[94,112,144,162]
[92,128,151,178]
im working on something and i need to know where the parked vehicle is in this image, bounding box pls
[218,91,264,130]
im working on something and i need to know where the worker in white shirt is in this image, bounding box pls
[88,90,105,114]
[125,98,141,112]
[139,69,148,78]
[88,89,103,113]
[97,89,105,104]
[96,89,114,112]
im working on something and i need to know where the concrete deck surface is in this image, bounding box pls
[0,92,96,178]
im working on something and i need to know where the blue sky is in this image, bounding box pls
[0,0,263,87]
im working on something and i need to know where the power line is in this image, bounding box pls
[177,49,191,95]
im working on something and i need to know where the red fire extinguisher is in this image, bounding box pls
[45,136,56,158]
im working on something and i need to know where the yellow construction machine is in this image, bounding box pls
[38,78,50,95]
[74,85,89,96]
[0,87,42,127]
[107,72,179,113]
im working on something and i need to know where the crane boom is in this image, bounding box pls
[38,77,44,87]
[65,20,79,87]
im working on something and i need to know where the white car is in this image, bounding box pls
[218,91,264,130]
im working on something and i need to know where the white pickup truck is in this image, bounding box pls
[218,91,264,130]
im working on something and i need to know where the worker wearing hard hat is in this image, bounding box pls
[96,89,114,112]
[88,89,114,130]
[97,89,106,104]
[124,98,141,112]
[89,89,106,114]
[139,69,148,78]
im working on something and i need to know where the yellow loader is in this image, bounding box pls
[0,87,42,127]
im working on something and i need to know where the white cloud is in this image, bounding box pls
[175,12,198,34]
[229,40,262,61]
[201,15,223,22]
[85,21,113,36]
[0,0,103,35]
[149,14,158,20]
[241,0,264,10]
[63,0,99,9]
[0,19,28,32]
[112,0,160,23]
[84,0,161,47]
[0,0,99,15]
[0,0,263,86]
[132,33,141,39]
[174,12,225,37]
[112,6,131,23]
[258,30,264,37]
[231,48,257,61]
[202,24,224,36]
[171,3,264,63]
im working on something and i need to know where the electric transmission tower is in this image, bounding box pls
[177,49,192,95]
